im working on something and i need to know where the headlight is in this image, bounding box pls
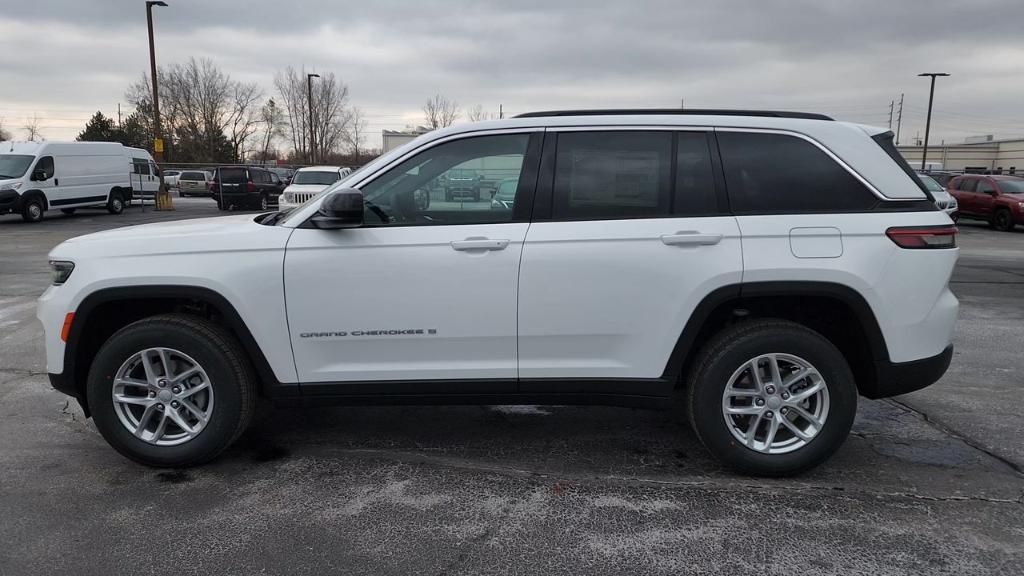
[49,261,75,285]
[0,182,23,192]
[1018,202,1024,210]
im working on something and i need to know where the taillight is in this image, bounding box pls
[886,225,958,249]
[246,181,256,193]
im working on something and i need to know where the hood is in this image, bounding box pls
[64,214,258,244]
[284,184,331,194]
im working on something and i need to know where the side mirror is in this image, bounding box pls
[310,188,364,229]
[31,169,47,181]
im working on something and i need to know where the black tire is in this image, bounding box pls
[60,208,76,215]
[86,314,257,467]
[258,194,269,211]
[107,191,125,214]
[993,208,1015,232]
[21,195,44,222]
[686,319,857,477]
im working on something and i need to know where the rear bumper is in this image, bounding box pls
[863,344,953,399]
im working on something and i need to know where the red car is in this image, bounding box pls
[947,174,1024,231]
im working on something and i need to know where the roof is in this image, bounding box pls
[296,165,346,171]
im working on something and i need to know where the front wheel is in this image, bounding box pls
[686,319,857,477]
[21,196,44,222]
[107,192,125,214]
[87,314,257,467]
[993,208,1015,232]
[259,194,269,211]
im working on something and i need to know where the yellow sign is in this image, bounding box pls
[153,138,164,153]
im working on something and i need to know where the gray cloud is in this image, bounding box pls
[2,0,1023,146]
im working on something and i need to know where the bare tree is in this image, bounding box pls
[22,114,43,140]
[423,94,460,129]
[0,117,11,141]
[344,106,367,163]
[226,80,264,162]
[258,98,287,163]
[466,104,494,122]
[274,66,352,163]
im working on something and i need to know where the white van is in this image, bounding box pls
[125,146,162,200]
[0,141,152,222]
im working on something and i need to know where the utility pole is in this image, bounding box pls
[888,100,894,130]
[918,72,950,170]
[118,103,122,128]
[146,0,171,210]
[681,98,685,109]
[895,93,904,145]
[306,73,319,165]
[499,104,503,119]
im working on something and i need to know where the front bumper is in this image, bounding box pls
[0,190,22,213]
[862,344,954,399]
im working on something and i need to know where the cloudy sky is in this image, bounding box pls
[2,0,1024,149]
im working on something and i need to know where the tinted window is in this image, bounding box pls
[977,179,995,194]
[35,156,55,179]
[360,133,530,226]
[675,132,718,215]
[217,168,248,182]
[553,131,672,219]
[293,170,341,185]
[958,178,977,192]
[718,132,877,213]
[132,158,150,176]
[180,171,206,180]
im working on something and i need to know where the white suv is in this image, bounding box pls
[37,110,959,475]
[278,165,352,210]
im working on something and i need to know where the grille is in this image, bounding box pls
[286,192,319,204]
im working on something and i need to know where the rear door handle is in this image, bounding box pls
[450,237,510,251]
[660,231,723,246]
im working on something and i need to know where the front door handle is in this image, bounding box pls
[450,237,510,252]
[660,231,723,246]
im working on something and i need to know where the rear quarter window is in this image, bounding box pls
[217,168,248,182]
[717,132,878,213]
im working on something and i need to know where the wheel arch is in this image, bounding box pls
[663,281,889,398]
[65,285,283,415]
[22,189,49,210]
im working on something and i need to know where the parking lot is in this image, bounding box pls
[1,201,1022,575]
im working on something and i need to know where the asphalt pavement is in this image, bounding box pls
[0,200,1022,575]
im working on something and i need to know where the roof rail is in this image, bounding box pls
[514,109,834,121]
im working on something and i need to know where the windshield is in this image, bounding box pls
[997,179,1024,193]
[293,170,341,186]
[917,174,946,193]
[0,154,34,179]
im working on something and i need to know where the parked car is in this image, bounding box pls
[490,178,518,210]
[177,170,213,197]
[442,168,482,202]
[916,173,958,220]
[269,167,295,186]
[38,109,958,476]
[163,170,182,190]
[947,174,1024,231]
[0,141,140,222]
[209,166,282,211]
[278,166,352,210]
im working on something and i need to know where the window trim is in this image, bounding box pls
[714,127,887,201]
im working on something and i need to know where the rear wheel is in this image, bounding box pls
[686,319,857,476]
[993,208,1015,232]
[259,194,269,211]
[107,191,125,214]
[21,196,44,222]
[87,314,257,467]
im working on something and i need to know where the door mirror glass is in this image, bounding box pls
[311,188,364,229]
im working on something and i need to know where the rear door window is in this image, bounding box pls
[976,179,996,194]
[958,178,977,192]
[717,131,878,213]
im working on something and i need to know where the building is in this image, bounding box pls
[898,136,1024,173]
[382,127,431,152]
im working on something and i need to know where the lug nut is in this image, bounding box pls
[157,379,168,388]
[171,401,180,409]
[765,411,774,419]
[156,404,164,411]
[781,407,789,415]
[755,398,765,406]
[765,385,776,395]
[781,392,790,400]
[172,386,181,394]
[148,391,156,398]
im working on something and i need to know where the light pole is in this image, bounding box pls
[307,73,319,165]
[918,72,949,171]
[146,0,171,210]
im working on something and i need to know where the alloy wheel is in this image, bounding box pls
[111,347,214,446]
[721,353,830,454]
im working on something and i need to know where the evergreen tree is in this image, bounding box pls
[76,111,118,142]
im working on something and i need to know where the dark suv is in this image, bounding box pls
[210,166,284,211]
